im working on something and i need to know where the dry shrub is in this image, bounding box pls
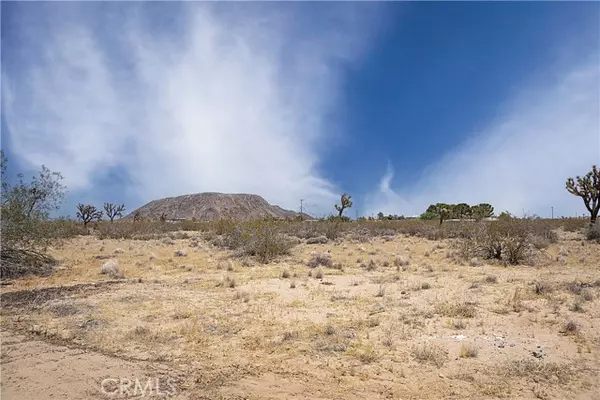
[213,218,238,236]
[533,280,553,295]
[586,220,600,241]
[234,290,250,302]
[44,219,89,239]
[100,259,124,278]
[411,342,448,367]
[531,235,551,250]
[323,221,344,240]
[174,249,187,257]
[223,222,295,263]
[162,237,176,245]
[217,275,237,288]
[306,236,329,244]
[362,259,377,271]
[307,253,333,268]
[394,255,410,267]
[562,319,579,335]
[456,218,545,265]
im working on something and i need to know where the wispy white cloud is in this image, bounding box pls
[2,2,381,214]
[366,56,600,218]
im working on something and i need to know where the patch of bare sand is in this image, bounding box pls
[0,330,185,399]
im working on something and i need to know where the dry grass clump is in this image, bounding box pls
[217,275,237,288]
[100,259,124,278]
[234,290,251,302]
[162,237,176,246]
[281,330,299,342]
[172,310,193,320]
[459,343,479,358]
[46,300,88,317]
[447,319,466,330]
[280,268,291,279]
[485,275,498,284]
[533,280,553,295]
[565,281,583,295]
[324,324,337,336]
[581,290,594,302]
[313,268,324,279]
[348,341,380,364]
[435,301,477,318]
[469,257,484,267]
[307,253,333,268]
[174,249,187,257]
[361,259,377,271]
[394,255,410,268]
[411,342,448,367]
[569,300,585,313]
[500,359,572,384]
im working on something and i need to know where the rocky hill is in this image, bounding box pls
[125,192,310,221]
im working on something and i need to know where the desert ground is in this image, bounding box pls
[1,223,599,399]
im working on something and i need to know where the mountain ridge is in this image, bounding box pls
[125,192,310,221]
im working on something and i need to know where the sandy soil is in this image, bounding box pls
[1,230,599,399]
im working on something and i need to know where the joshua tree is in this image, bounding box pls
[472,203,494,221]
[566,165,600,223]
[334,193,353,218]
[103,203,126,222]
[454,203,471,219]
[438,204,450,226]
[159,212,167,223]
[76,204,103,226]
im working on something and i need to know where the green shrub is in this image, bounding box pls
[1,155,65,278]
[220,221,294,263]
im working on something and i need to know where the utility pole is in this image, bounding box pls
[300,199,304,216]
[551,206,554,219]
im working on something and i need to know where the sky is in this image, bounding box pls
[1,2,599,219]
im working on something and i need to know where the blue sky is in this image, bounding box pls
[2,2,599,219]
